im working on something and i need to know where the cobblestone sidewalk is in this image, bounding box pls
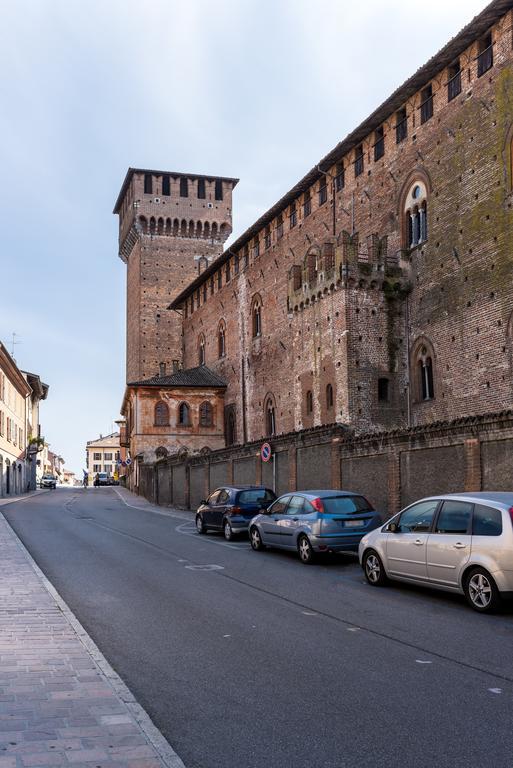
[0,511,185,768]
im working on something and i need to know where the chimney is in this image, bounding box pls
[159,362,166,377]
[172,360,179,373]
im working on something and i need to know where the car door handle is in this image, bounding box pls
[414,539,424,545]
[454,542,467,549]
[292,518,299,521]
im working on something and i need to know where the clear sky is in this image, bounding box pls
[0,0,486,476]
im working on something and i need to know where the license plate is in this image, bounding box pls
[345,519,363,527]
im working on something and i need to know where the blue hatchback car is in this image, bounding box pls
[249,490,382,563]
[195,485,277,540]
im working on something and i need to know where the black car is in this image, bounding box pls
[196,485,277,541]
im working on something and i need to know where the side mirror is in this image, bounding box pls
[388,522,399,533]
[200,499,207,506]
[259,507,269,514]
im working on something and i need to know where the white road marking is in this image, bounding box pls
[185,564,225,571]
[302,611,318,616]
[347,627,360,632]
[223,634,231,638]
[415,660,433,664]
[489,688,502,694]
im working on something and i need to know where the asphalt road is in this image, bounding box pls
[3,488,513,768]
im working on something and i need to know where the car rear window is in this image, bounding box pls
[472,504,503,536]
[321,496,374,514]
[238,489,276,504]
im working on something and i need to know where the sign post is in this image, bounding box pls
[261,442,275,493]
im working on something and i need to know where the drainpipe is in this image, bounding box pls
[405,294,411,428]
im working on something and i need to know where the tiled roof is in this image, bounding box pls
[128,366,227,389]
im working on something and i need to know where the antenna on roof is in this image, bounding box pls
[10,332,21,359]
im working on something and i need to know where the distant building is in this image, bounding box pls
[0,342,48,496]
[86,432,121,484]
[62,469,76,486]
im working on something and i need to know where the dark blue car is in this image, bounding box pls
[195,485,277,540]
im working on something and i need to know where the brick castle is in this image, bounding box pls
[115,0,513,493]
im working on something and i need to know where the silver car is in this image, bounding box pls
[359,492,513,612]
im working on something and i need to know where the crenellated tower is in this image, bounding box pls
[114,168,238,383]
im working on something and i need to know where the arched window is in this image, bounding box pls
[138,216,148,234]
[323,243,335,274]
[178,402,190,426]
[226,406,236,446]
[264,394,276,436]
[154,401,169,426]
[306,390,313,414]
[326,383,334,409]
[251,295,262,338]
[218,321,226,358]
[157,217,164,234]
[149,217,156,234]
[198,334,206,366]
[404,181,428,249]
[412,339,436,402]
[200,401,213,427]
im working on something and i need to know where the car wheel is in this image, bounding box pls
[250,526,265,551]
[195,515,206,534]
[363,550,387,586]
[464,567,501,613]
[297,535,315,564]
[223,520,234,541]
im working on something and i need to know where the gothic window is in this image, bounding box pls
[180,177,188,197]
[306,390,313,414]
[154,401,169,426]
[144,173,152,194]
[218,321,226,358]
[198,178,206,199]
[211,222,218,238]
[396,108,407,143]
[199,401,213,427]
[150,217,156,234]
[225,406,236,445]
[404,181,428,249]
[354,144,364,177]
[162,175,170,196]
[198,334,206,366]
[374,126,385,161]
[178,402,191,426]
[264,394,276,436]
[215,179,223,200]
[420,84,433,124]
[326,383,334,409]
[139,216,148,233]
[290,265,302,291]
[251,295,262,338]
[412,340,436,402]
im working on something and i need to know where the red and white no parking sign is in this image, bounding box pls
[261,442,272,463]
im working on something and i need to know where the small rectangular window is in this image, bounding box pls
[377,377,389,402]
[253,238,260,259]
[335,162,344,191]
[318,178,327,205]
[162,175,170,195]
[190,296,194,314]
[203,283,207,302]
[243,246,249,269]
[303,192,311,218]
[276,214,283,240]
[447,60,461,101]
[215,179,223,200]
[396,108,407,144]
[477,33,493,77]
[264,226,271,250]
[217,271,222,289]
[234,254,239,274]
[144,174,152,194]
[290,202,297,228]
[420,85,433,124]
[226,260,231,282]
[180,178,188,197]
[210,275,215,295]
[374,126,384,161]
[198,179,206,199]
[354,145,364,177]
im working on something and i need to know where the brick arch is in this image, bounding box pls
[138,216,148,234]
[263,392,277,437]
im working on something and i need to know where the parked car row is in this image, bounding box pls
[195,485,513,613]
